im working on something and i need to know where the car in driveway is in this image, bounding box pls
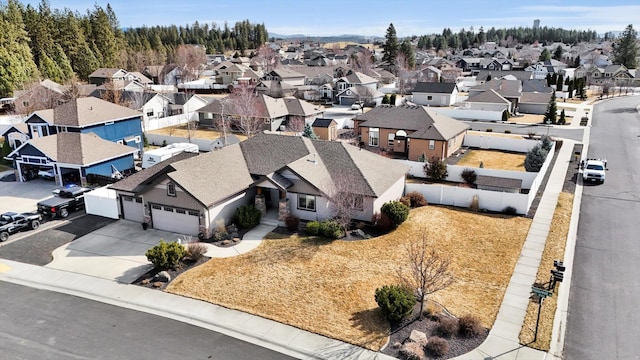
[0,212,42,242]
[37,168,55,180]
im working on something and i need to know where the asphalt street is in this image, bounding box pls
[0,281,293,360]
[564,96,640,359]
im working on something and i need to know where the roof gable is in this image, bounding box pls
[53,97,142,127]
[412,82,457,94]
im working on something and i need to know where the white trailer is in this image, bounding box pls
[141,143,199,169]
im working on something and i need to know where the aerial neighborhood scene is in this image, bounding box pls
[1,0,639,358]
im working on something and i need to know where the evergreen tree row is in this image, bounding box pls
[0,0,268,97]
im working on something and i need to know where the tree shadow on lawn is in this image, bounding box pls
[349,307,389,349]
[250,232,333,263]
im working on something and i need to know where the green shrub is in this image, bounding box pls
[504,129,512,134]
[425,336,449,357]
[461,168,477,185]
[235,205,262,228]
[458,314,484,338]
[406,191,427,207]
[284,214,299,232]
[145,240,186,270]
[524,144,548,172]
[436,316,458,337]
[305,221,320,235]
[319,220,343,239]
[381,201,409,227]
[503,206,518,215]
[486,128,493,132]
[374,284,416,323]
[424,156,448,181]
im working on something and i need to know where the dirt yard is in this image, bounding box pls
[167,206,532,351]
[148,126,248,142]
[456,149,526,172]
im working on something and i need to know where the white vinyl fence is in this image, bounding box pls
[85,186,119,219]
[145,133,215,152]
[144,112,197,131]
[400,135,556,214]
[434,108,504,121]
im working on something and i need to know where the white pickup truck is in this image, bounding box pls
[581,158,607,184]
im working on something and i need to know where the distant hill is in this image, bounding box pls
[269,33,382,43]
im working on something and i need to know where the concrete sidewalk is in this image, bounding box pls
[204,224,274,258]
[449,138,579,360]
[0,259,394,360]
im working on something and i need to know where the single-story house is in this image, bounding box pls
[110,133,408,237]
[6,132,138,185]
[411,82,459,107]
[519,92,553,115]
[354,104,469,161]
[465,89,512,113]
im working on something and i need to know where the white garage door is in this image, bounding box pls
[150,204,200,236]
[122,196,144,222]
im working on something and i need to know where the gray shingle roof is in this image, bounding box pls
[110,152,199,193]
[53,97,142,127]
[470,79,521,98]
[412,82,457,94]
[312,118,336,128]
[26,132,137,166]
[466,89,511,104]
[520,92,553,105]
[169,144,254,207]
[239,133,311,175]
[355,105,469,140]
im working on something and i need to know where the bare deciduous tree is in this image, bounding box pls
[325,170,368,234]
[354,49,375,76]
[175,45,206,82]
[286,115,305,133]
[257,45,277,72]
[215,97,233,147]
[101,79,128,106]
[398,230,455,319]
[229,83,266,137]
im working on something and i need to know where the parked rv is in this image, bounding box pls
[141,143,199,169]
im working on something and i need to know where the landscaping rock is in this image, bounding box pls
[141,279,150,285]
[232,237,240,242]
[152,282,163,288]
[155,271,171,282]
[221,239,231,246]
[408,330,428,346]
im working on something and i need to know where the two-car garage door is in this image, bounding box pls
[150,204,200,236]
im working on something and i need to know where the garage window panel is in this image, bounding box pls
[123,196,133,202]
[176,209,186,214]
[163,206,173,212]
[151,204,161,210]
[188,211,199,216]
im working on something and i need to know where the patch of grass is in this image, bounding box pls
[457,149,526,172]
[167,206,531,351]
[518,192,574,350]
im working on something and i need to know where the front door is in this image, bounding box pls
[393,138,407,153]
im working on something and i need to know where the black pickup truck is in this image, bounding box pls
[0,212,42,242]
[37,187,92,219]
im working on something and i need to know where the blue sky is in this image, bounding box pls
[21,0,639,37]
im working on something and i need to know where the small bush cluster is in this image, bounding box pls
[461,168,477,185]
[436,316,459,338]
[373,212,394,232]
[305,221,320,235]
[145,240,186,270]
[374,284,416,323]
[486,128,493,132]
[458,314,484,338]
[235,205,262,228]
[381,201,410,227]
[504,129,512,134]
[318,220,343,239]
[185,242,207,260]
[405,191,427,208]
[399,341,424,360]
[425,336,449,357]
[524,144,548,172]
[284,214,299,232]
[503,206,518,215]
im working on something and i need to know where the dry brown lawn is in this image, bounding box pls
[148,126,248,142]
[457,149,526,172]
[519,192,573,350]
[167,206,532,351]
[511,114,544,124]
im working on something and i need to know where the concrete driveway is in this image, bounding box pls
[46,220,186,284]
[0,175,59,213]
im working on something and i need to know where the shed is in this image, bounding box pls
[311,118,338,141]
[475,175,522,193]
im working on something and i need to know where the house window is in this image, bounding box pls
[427,96,433,100]
[134,136,141,143]
[351,195,364,211]
[429,140,435,150]
[105,121,114,125]
[298,194,316,212]
[369,128,379,147]
[146,110,154,117]
[205,112,213,119]
[388,133,395,146]
[57,126,68,133]
[167,183,176,197]
[116,140,124,145]
[22,101,30,107]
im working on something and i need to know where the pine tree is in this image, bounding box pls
[544,91,558,124]
[539,48,551,61]
[558,109,566,125]
[52,45,74,81]
[39,51,64,83]
[399,39,415,69]
[302,123,318,139]
[613,24,638,68]
[382,23,399,69]
[556,74,564,91]
[553,45,564,60]
[89,5,119,67]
